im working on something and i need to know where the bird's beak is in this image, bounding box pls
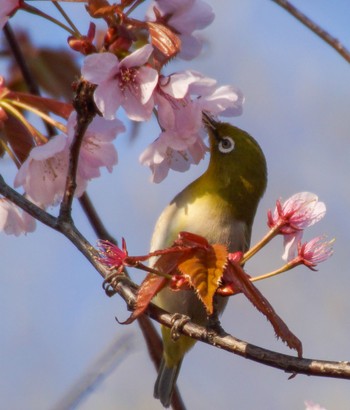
[202,112,217,131]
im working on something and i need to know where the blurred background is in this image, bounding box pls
[1,1,350,409]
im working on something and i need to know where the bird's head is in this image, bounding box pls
[202,114,268,221]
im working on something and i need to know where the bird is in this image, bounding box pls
[150,114,268,407]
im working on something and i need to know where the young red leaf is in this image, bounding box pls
[178,244,228,315]
[147,22,181,58]
[9,92,73,119]
[122,274,167,324]
[225,261,303,357]
[2,113,35,163]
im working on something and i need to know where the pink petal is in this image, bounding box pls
[94,81,122,120]
[137,66,158,104]
[121,44,154,68]
[82,52,120,83]
[122,90,154,121]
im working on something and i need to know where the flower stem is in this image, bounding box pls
[250,261,300,283]
[133,262,172,279]
[0,139,21,168]
[22,3,77,36]
[52,1,81,37]
[125,0,147,16]
[0,100,47,144]
[241,225,281,264]
[6,99,66,133]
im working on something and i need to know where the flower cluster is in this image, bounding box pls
[14,112,125,208]
[82,49,242,182]
[267,192,333,268]
[0,0,243,235]
[268,192,327,261]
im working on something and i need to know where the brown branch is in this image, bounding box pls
[115,279,350,380]
[271,0,350,64]
[58,80,96,222]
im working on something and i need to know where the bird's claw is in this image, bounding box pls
[102,272,134,297]
[170,313,191,341]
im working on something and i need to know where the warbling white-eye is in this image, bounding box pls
[151,115,268,407]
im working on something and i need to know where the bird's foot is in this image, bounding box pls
[169,313,191,341]
[207,313,225,335]
[102,271,136,297]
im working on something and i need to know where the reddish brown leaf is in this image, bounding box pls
[2,113,35,163]
[178,244,228,315]
[225,261,303,357]
[6,32,80,101]
[8,91,73,119]
[86,0,117,18]
[147,21,181,67]
[122,274,167,324]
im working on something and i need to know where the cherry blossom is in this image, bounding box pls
[268,192,326,233]
[268,192,326,260]
[0,198,35,236]
[14,133,87,207]
[140,70,243,182]
[147,0,214,60]
[0,0,20,29]
[81,44,158,121]
[295,236,334,269]
[67,112,125,180]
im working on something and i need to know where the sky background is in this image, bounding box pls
[1,1,350,409]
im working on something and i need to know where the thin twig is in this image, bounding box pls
[271,0,350,63]
[3,23,56,137]
[50,332,137,410]
[78,193,117,243]
[58,80,96,222]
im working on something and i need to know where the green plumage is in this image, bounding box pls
[151,119,267,407]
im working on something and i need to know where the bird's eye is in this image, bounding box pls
[218,136,235,153]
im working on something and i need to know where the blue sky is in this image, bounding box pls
[1,1,350,409]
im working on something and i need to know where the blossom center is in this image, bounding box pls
[118,66,138,93]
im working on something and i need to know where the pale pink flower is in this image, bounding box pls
[67,113,125,179]
[304,400,327,410]
[139,91,207,182]
[147,0,214,60]
[295,236,334,270]
[0,0,20,29]
[140,70,243,182]
[14,133,87,207]
[268,192,326,261]
[81,45,158,121]
[0,198,35,236]
[268,192,326,233]
[140,131,208,182]
[198,84,244,117]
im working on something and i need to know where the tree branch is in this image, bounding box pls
[58,80,96,222]
[271,0,350,64]
[115,279,350,380]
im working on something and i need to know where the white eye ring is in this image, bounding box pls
[218,136,235,153]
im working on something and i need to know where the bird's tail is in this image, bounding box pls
[154,358,182,408]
